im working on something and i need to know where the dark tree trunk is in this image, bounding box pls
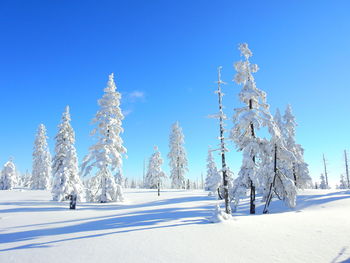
[345,150,350,188]
[293,165,297,187]
[263,144,278,214]
[323,154,329,188]
[157,181,160,196]
[217,67,231,215]
[250,182,256,214]
[249,99,256,214]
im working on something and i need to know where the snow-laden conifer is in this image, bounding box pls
[22,170,32,188]
[168,122,188,189]
[230,43,274,214]
[81,73,126,202]
[319,174,327,189]
[282,105,311,188]
[204,147,221,196]
[0,159,17,190]
[338,174,347,189]
[51,106,85,202]
[145,146,166,196]
[31,124,51,190]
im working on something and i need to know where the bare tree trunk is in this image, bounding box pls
[101,167,107,203]
[217,67,231,215]
[249,99,256,214]
[293,164,297,187]
[345,150,350,188]
[263,144,277,214]
[157,180,160,196]
[322,154,329,188]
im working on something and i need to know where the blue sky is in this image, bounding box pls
[1,0,350,186]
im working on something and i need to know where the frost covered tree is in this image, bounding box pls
[282,105,311,188]
[31,124,51,190]
[168,122,188,189]
[130,179,136,188]
[204,147,221,196]
[319,174,327,189]
[145,146,166,196]
[0,159,17,190]
[21,170,32,188]
[338,174,347,189]
[344,150,350,188]
[114,170,124,186]
[81,73,126,203]
[51,106,85,202]
[230,43,274,214]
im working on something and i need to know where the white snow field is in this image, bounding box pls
[0,189,349,263]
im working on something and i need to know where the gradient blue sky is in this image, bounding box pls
[1,0,349,186]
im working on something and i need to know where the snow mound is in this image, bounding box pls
[209,204,233,223]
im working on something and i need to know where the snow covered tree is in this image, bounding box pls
[230,43,274,214]
[31,124,51,190]
[145,146,166,196]
[168,121,188,189]
[114,170,124,186]
[282,105,311,188]
[204,147,221,196]
[186,179,191,190]
[22,170,32,188]
[81,73,126,203]
[319,174,327,189]
[338,174,347,189]
[209,66,231,215]
[344,150,350,188]
[124,177,129,188]
[0,159,17,190]
[51,106,85,202]
[130,179,136,188]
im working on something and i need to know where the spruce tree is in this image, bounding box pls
[51,106,85,202]
[282,105,311,188]
[168,122,188,189]
[204,147,221,196]
[145,146,166,195]
[230,43,273,214]
[31,124,51,190]
[81,73,126,202]
[0,159,17,190]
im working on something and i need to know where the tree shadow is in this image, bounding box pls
[0,206,210,251]
[233,190,350,216]
[330,247,349,263]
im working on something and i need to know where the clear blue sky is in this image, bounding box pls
[1,0,350,186]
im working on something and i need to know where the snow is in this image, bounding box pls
[0,189,349,263]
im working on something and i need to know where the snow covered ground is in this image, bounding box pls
[0,189,349,263]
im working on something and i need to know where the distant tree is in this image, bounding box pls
[322,154,329,188]
[124,177,129,188]
[114,170,124,186]
[338,174,347,189]
[51,106,85,202]
[344,150,350,188]
[319,174,327,189]
[81,73,126,202]
[168,122,188,189]
[282,105,311,188]
[22,170,32,188]
[130,179,136,189]
[145,146,166,196]
[186,179,191,190]
[0,159,17,190]
[31,124,51,190]
[204,147,221,196]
